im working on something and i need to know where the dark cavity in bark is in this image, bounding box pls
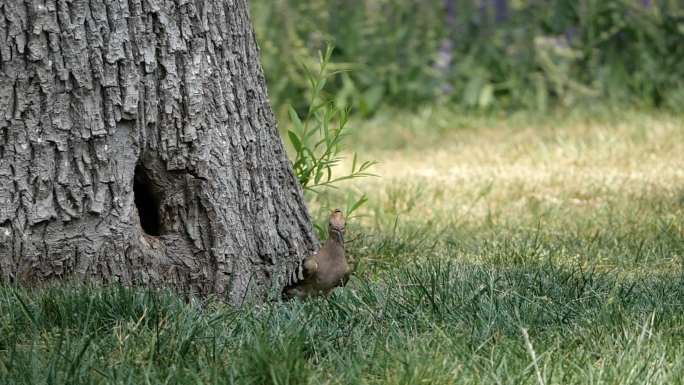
[134,164,162,237]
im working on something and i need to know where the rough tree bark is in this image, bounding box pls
[0,0,318,303]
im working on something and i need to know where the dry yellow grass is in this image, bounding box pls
[336,109,684,228]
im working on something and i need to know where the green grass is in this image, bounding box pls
[2,108,684,384]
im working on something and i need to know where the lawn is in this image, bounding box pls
[2,108,684,385]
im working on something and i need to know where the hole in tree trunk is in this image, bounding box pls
[134,165,162,236]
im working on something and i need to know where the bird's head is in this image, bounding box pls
[328,209,345,242]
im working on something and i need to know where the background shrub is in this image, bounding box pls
[251,0,684,116]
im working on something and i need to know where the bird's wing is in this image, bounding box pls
[302,256,318,276]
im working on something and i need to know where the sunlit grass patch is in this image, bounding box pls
[316,107,684,273]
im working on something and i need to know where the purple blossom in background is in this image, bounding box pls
[565,26,577,46]
[478,0,487,25]
[493,0,509,23]
[435,0,457,95]
[437,41,454,67]
[446,0,456,25]
[640,0,652,7]
[478,0,509,25]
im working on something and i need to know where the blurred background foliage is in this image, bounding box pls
[251,0,684,117]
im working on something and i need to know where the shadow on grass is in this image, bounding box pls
[1,257,683,384]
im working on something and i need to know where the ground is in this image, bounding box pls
[1,108,683,384]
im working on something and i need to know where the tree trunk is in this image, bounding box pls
[0,0,318,304]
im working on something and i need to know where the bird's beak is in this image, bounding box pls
[330,226,345,242]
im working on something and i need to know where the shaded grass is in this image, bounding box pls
[1,262,683,384]
[2,108,684,384]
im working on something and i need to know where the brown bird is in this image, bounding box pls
[283,209,351,299]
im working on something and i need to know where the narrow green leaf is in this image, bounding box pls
[347,194,368,216]
[287,130,303,154]
[288,106,304,135]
